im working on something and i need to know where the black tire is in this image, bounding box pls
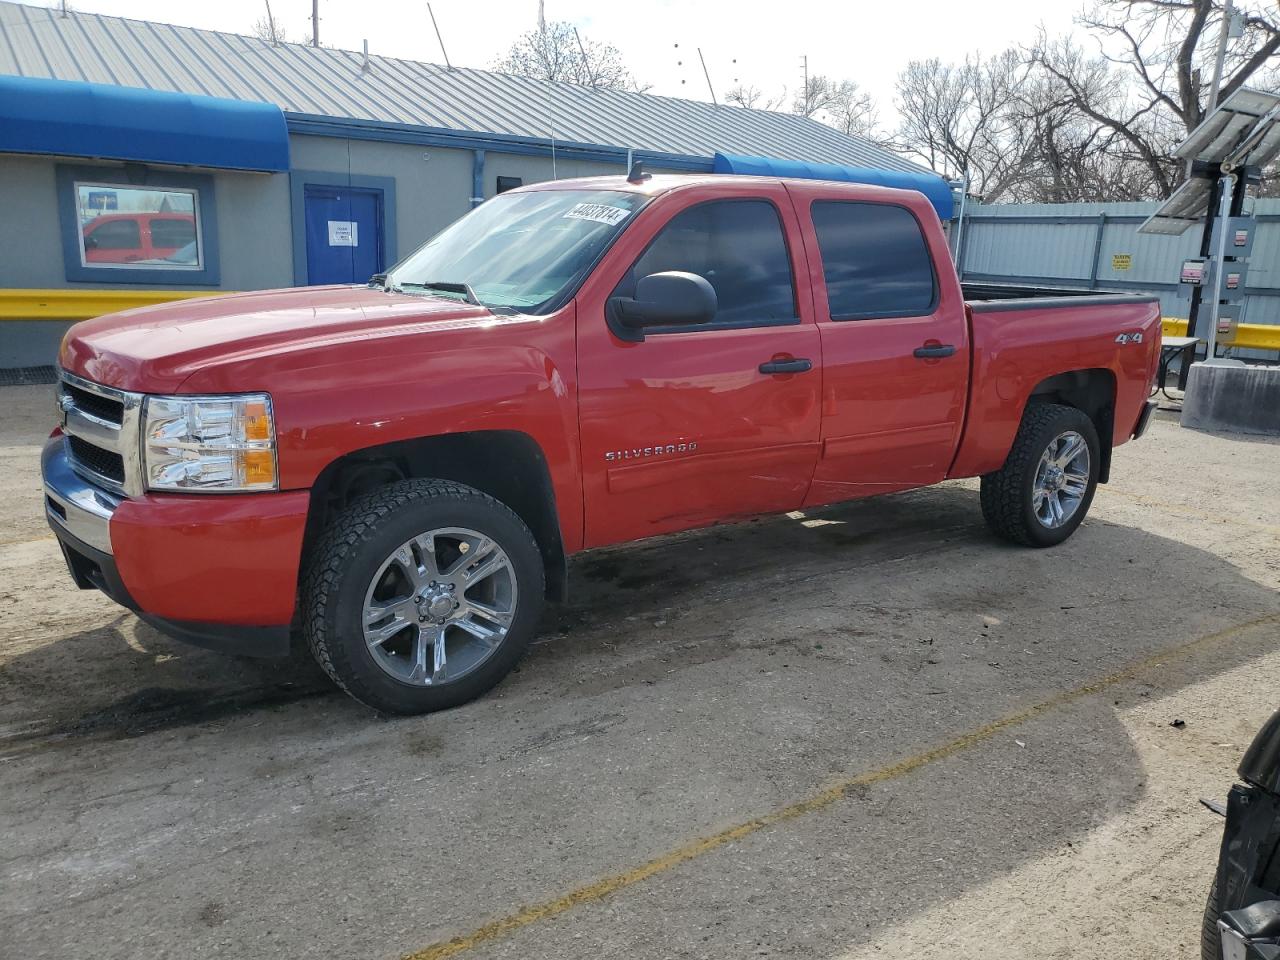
[301,479,544,715]
[979,402,1100,547]
[1202,876,1220,960]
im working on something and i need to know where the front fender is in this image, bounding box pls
[177,307,584,552]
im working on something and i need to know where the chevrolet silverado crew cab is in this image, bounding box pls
[43,172,1161,714]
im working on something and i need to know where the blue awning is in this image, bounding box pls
[0,75,289,173]
[712,152,954,221]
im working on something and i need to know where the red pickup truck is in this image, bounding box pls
[44,173,1160,714]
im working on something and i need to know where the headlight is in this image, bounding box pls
[142,394,277,492]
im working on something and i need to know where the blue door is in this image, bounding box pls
[303,185,384,285]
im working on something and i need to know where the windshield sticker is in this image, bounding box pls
[562,203,631,226]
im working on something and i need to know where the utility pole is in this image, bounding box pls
[1182,0,1237,380]
[311,0,320,47]
[801,54,808,112]
[428,4,452,71]
[697,47,717,106]
[1207,0,1234,115]
[574,27,595,88]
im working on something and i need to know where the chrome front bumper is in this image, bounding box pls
[42,436,120,555]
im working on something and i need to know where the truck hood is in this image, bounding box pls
[60,286,502,393]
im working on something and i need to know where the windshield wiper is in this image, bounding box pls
[392,280,481,306]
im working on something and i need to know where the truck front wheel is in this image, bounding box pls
[302,479,545,714]
[980,402,1100,547]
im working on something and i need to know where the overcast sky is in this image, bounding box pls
[31,0,1079,118]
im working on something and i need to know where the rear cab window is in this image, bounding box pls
[614,198,798,329]
[810,201,937,320]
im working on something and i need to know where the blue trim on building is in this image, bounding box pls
[54,164,221,286]
[712,152,955,221]
[284,114,715,172]
[1,75,289,173]
[288,170,398,285]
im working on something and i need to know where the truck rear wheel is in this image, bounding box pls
[302,479,544,714]
[980,402,1100,547]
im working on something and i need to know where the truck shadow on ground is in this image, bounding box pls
[1,481,1276,751]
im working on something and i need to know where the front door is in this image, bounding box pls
[303,185,384,285]
[576,187,822,548]
[788,186,970,504]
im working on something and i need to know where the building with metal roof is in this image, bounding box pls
[0,1,927,175]
[0,0,943,366]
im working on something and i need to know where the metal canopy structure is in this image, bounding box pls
[1137,179,1212,236]
[1175,87,1280,166]
[1138,86,1280,378]
[1140,87,1280,236]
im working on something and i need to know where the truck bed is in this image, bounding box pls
[962,281,1160,312]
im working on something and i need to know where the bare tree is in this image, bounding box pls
[725,84,784,111]
[1031,0,1280,197]
[783,74,889,142]
[792,74,857,118]
[251,1,289,45]
[825,80,881,140]
[1012,70,1163,201]
[494,21,645,91]
[894,51,1038,202]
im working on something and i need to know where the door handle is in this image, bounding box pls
[913,344,956,359]
[759,358,813,374]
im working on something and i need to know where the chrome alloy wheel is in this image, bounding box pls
[362,527,517,686]
[1032,430,1090,529]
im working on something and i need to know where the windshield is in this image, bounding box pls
[384,189,645,313]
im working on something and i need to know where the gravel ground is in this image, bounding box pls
[1,383,1278,960]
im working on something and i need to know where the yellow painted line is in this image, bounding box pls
[0,288,235,322]
[401,611,1280,960]
[1163,316,1280,351]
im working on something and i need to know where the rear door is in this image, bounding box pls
[576,184,822,547]
[148,215,197,259]
[789,185,969,503]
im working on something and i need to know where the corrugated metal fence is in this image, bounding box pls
[954,198,1280,358]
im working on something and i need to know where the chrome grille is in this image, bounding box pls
[62,381,123,425]
[67,435,125,484]
[57,369,144,497]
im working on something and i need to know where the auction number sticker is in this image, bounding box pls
[563,202,631,226]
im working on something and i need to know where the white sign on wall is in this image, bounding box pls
[328,220,358,247]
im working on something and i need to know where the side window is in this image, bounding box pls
[150,217,197,249]
[57,166,220,284]
[811,201,936,320]
[617,199,797,327]
[73,182,203,270]
[86,219,141,251]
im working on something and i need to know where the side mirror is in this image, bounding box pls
[608,271,717,341]
[83,235,98,249]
